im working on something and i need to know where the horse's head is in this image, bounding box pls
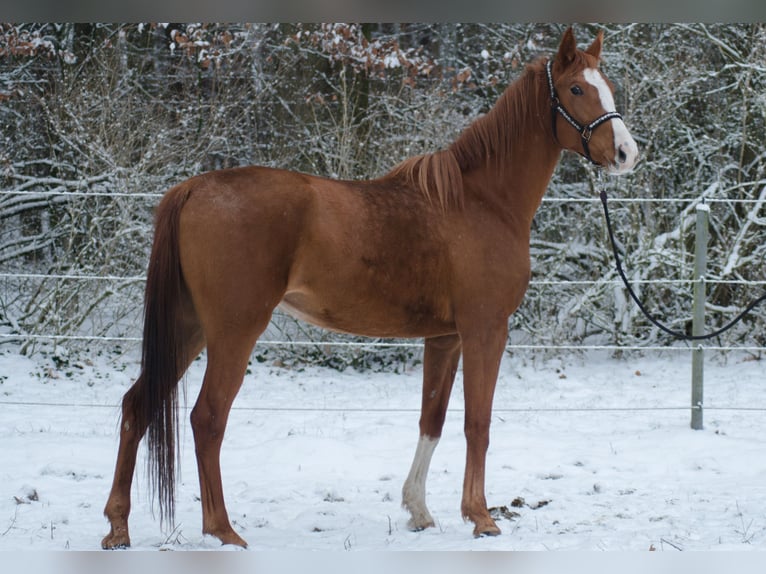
[548,28,638,175]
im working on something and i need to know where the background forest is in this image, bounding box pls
[1,23,764,368]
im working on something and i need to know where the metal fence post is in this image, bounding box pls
[691,202,709,430]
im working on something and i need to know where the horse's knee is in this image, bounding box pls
[463,420,490,448]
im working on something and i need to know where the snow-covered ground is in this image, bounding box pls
[1,345,766,552]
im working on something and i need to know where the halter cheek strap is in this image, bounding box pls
[546,59,623,166]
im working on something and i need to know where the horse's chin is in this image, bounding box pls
[604,162,636,176]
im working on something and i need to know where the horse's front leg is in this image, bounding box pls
[458,320,507,537]
[402,333,462,531]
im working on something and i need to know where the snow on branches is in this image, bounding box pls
[290,23,437,83]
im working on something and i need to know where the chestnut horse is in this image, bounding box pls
[102,27,637,548]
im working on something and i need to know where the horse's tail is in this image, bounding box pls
[139,183,193,527]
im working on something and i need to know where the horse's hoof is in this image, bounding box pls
[101,533,131,549]
[407,518,435,532]
[473,523,502,538]
[205,527,248,548]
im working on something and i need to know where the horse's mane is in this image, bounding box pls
[387,57,549,211]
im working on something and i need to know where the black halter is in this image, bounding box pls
[546,59,623,166]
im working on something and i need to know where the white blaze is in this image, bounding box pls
[584,68,638,174]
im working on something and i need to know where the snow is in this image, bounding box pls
[1,346,766,552]
[383,53,401,69]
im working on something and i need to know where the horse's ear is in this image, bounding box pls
[556,26,577,67]
[585,30,604,60]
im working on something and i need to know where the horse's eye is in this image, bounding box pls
[570,85,584,96]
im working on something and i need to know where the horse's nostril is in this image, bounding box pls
[618,146,628,164]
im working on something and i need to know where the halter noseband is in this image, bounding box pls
[546,59,622,166]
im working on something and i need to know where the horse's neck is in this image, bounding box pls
[456,68,561,227]
[463,125,560,229]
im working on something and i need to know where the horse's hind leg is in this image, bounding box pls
[190,325,265,548]
[102,327,204,549]
[101,376,148,549]
[402,333,461,531]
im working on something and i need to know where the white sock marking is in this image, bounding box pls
[402,435,439,530]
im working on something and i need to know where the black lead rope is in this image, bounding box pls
[599,189,766,341]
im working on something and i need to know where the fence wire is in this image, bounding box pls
[3,398,766,414]
[2,189,766,204]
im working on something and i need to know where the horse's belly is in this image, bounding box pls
[278,291,455,339]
